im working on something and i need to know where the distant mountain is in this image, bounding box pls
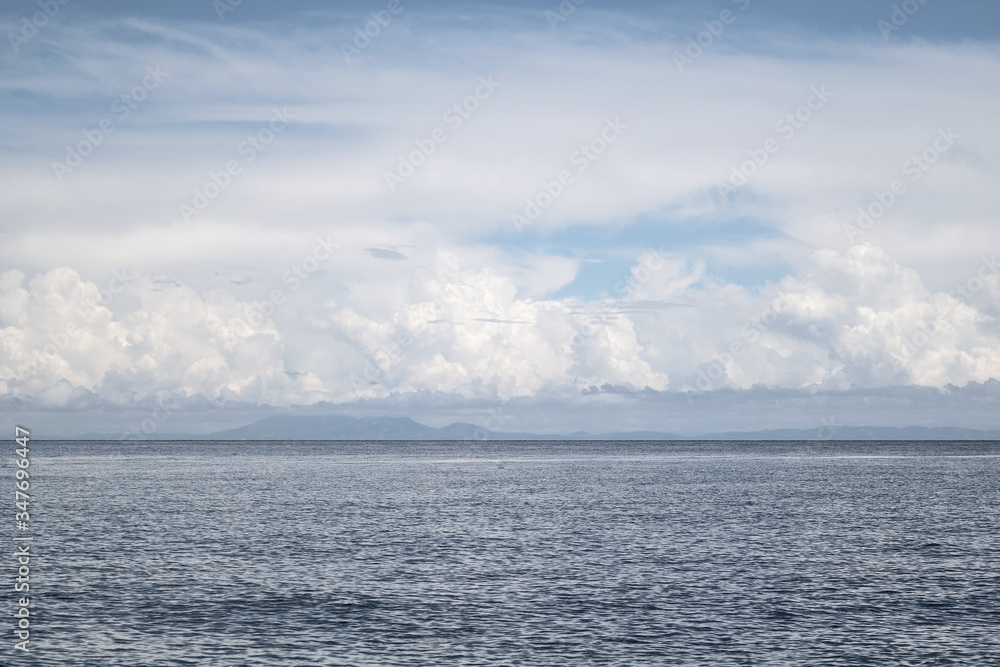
[209,415,439,440]
[75,431,200,440]
[585,430,686,440]
[71,416,1000,441]
[204,415,548,440]
[75,415,557,441]
[696,426,1000,441]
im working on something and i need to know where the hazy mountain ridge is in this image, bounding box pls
[71,416,1000,441]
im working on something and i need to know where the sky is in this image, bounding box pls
[1,0,999,438]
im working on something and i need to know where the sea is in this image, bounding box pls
[10,439,1000,665]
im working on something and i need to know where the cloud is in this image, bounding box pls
[2,13,996,276]
[3,245,998,413]
[1,6,998,431]
[0,267,314,403]
[365,248,407,261]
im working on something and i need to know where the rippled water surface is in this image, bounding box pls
[14,440,1000,665]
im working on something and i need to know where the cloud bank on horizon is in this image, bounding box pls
[1,0,999,435]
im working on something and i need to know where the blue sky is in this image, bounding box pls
[16,0,999,39]
[2,0,999,437]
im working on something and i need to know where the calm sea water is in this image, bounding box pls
[9,440,1000,665]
